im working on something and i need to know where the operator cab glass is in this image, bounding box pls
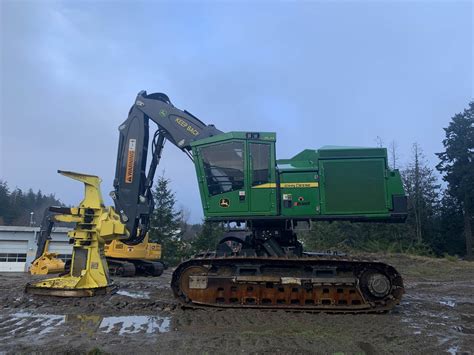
[249,143,271,187]
[201,141,245,196]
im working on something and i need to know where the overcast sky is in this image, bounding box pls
[0,0,472,223]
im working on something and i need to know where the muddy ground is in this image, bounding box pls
[0,254,473,354]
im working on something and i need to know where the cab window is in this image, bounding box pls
[250,143,270,186]
[201,141,245,196]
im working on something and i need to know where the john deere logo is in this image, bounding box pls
[219,198,230,208]
[159,109,167,117]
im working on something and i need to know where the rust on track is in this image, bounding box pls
[171,255,404,313]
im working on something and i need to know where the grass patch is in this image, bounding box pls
[443,253,459,262]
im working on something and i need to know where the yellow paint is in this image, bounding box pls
[252,183,276,188]
[29,240,65,275]
[105,234,161,260]
[175,117,200,136]
[26,170,128,297]
[281,182,319,188]
[252,182,319,189]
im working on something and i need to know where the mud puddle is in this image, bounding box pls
[400,292,472,353]
[116,290,151,299]
[99,315,170,334]
[0,310,171,344]
[0,312,65,341]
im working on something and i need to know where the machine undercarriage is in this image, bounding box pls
[172,222,404,312]
[172,256,404,312]
[106,258,164,277]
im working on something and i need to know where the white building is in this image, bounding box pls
[0,226,72,272]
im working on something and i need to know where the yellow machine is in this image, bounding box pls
[29,234,164,278]
[25,170,128,297]
[106,237,161,260]
[28,207,66,276]
[29,240,66,275]
[104,236,164,277]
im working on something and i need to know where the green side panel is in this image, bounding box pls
[279,171,320,217]
[386,169,405,207]
[320,158,388,215]
[277,150,319,169]
[289,149,319,161]
[318,146,387,159]
[207,190,250,215]
[250,188,275,213]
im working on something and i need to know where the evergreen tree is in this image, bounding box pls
[402,143,440,245]
[9,188,25,225]
[0,181,10,224]
[190,221,224,254]
[435,192,465,256]
[25,189,36,211]
[0,181,62,226]
[149,174,184,265]
[436,102,474,259]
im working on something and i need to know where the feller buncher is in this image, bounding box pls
[26,91,407,312]
[29,210,164,277]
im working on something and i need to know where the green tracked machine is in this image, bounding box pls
[28,91,407,311]
[173,132,406,312]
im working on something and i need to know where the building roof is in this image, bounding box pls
[0,226,72,233]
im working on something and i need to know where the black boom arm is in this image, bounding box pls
[111,91,222,244]
[34,208,55,260]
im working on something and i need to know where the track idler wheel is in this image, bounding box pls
[147,262,164,276]
[115,263,136,277]
[177,265,208,302]
[360,269,392,299]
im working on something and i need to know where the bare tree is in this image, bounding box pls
[389,140,399,170]
[374,136,384,148]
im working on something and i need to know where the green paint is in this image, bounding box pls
[190,132,406,222]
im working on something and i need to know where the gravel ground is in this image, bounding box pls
[0,254,473,354]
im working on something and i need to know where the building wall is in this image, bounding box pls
[0,226,72,272]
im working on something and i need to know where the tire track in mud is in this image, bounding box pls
[399,288,474,353]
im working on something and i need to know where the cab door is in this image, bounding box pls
[248,142,277,215]
[196,140,250,217]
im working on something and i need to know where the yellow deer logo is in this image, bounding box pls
[219,198,230,208]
